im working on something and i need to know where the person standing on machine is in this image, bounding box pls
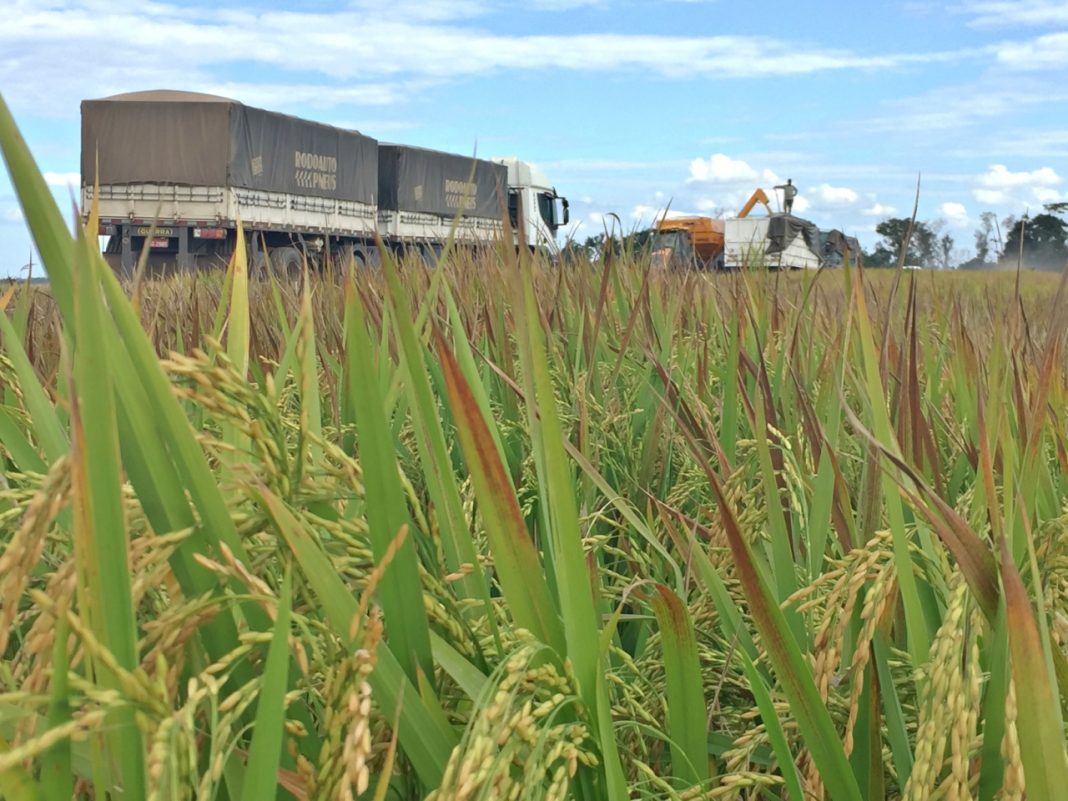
[776,179,797,214]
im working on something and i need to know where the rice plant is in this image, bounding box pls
[2,94,1068,801]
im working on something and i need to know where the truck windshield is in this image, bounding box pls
[651,231,689,256]
[650,230,696,268]
[508,191,519,228]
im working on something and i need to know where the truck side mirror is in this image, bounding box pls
[561,197,570,226]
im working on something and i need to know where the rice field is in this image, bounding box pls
[3,98,1068,801]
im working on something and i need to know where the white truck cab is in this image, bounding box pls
[492,157,569,249]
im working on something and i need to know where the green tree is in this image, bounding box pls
[864,245,896,267]
[972,211,998,265]
[874,218,938,266]
[1002,213,1068,271]
[939,232,955,269]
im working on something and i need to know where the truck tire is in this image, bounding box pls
[269,247,304,279]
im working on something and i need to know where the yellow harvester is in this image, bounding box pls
[650,189,771,270]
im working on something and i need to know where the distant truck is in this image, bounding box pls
[648,188,828,271]
[80,90,569,274]
[723,215,823,271]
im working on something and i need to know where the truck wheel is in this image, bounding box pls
[269,247,304,279]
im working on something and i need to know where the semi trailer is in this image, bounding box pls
[80,90,569,274]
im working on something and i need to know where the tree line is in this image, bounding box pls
[867,202,1068,271]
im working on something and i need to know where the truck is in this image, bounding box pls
[648,188,828,271]
[80,90,570,275]
[723,214,823,271]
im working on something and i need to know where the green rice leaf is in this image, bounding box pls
[1001,536,1068,800]
[69,216,145,800]
[342,278,433,684]
[240,568,292,801]
[381,252,496,622]
[648,584,710,787]
[433,326,564,653]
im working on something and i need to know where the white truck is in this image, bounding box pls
[80,90,569,274]
[722,214,823,271]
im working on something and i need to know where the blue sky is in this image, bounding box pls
[1,0,1066,274]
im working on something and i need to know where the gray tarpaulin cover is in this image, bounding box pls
[766,214,821,256]
[81,90,378,202]
[822,229,863,262]
[377,144,507,219]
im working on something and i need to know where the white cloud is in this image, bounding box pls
[850,82,1068,136]
[941,201,969,226]
[791,195,811,214]
[688,154,756,183]
[348,0,488,20]
[973,188,1006,205]
[963,1,1068,28]
[812,183,859,206]
[44,172,80,187]
[630,205,693,224]
[978,164,1061,188]
[863,202,897,216]
[969,164,1059,210]
[996,33,1068,71]
[761,168,783,186]
[0,1,986,116]
[525,0,609,9]
[972,164,1064,209]
[201,82,418,110]
[1034,187,1064,203]
[533,158,685,172]
[3,207,24,223]
[629,205,655,221]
